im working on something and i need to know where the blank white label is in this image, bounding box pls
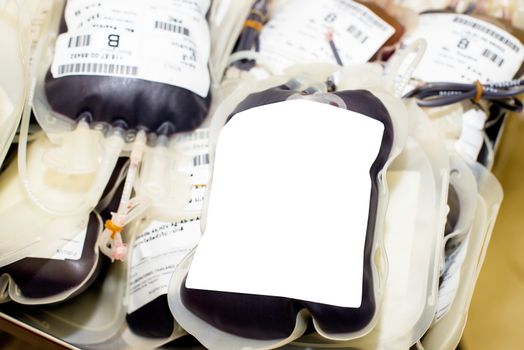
[186,99,385,308]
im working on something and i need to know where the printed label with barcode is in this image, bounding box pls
[452,16,521,52]
[193,153,209,167]
[347,24,368,44]
[155,21,190,36]
[169,128,210,212]
[51,0,211,97]
[402,13,524,84]
[176,128,209,142]
[257,0,395,72]
[173,128,210,154]
[57,62,138,76]
[482,48,504,67]
[68,34,91,48]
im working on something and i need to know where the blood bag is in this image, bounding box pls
[294,99,450,350]
[421,162,503,350]
[125,129,210,338]
[0,213,102,303]
[0,147,128,304]
[167,68,409,349]
[224,0,406,88]
[10,0,215,263]
[35,0,211,136]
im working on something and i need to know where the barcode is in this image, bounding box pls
[453,17,520,53]
[196,129,209,139]
[57,62,138,76]
[482,48,504,67]
[347,25,368,44]
[193,154,210,167]
[154,21,190,36]
[177,128,209,143]
[68,34,91,48]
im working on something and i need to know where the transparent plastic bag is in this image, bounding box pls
[0,155,127,304]
[123,129,210,339]
[9,260,127,345]
[421,163,503,350]
[0,0,30,167]
[0,133,107,267]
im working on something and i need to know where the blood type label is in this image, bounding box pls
[51,0,211,97]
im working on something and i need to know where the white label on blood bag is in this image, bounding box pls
[51,0,211,97]
[403,13,524,84]
[173,128,209,152]
[172,128,210,211]
[435,234,470,322]
[127,218,201,314]
[257,0,395,72]
[184,161,209,211]
[186,99,385,308]
[29,228,87,261]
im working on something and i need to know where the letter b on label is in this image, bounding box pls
[108,34,120,48]
[457,38,469,50]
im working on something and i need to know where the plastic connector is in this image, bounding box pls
[455,109,487,163]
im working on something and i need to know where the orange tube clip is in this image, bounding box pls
[105,220,123,239]
[474,80,484,102]
[244,19,263,32]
